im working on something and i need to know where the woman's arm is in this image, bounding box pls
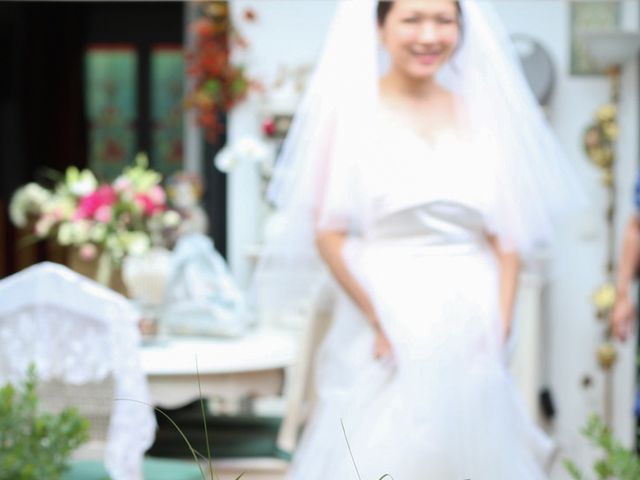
[315,228,392,358]
[487,234,521,341]
[610,215,640,341]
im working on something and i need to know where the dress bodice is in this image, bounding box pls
[366,201,488,255]
[357,108,493,252]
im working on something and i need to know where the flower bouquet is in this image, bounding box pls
[9,154,181,287]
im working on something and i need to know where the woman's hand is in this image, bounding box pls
[502,321,512,345]
[486,233,519,349]
[610,216,640,342]
[316,228,395,359]
[372,324,393,360]
[610,293,636,341]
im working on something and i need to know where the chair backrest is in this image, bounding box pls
[276,284,335,453]
[38,378,115,460]
[0,262,156,480]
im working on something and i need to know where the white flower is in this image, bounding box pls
[24,183,51,205]
[57,223,73,246]
[56,220,92,246]
[67,168,98,196]
[71,221,92,244]
[9,198,28,227]
[43,196,75,221]
[90,223,108,243]
[236,136,270,164]
[113,176,132,193]
[214,137,272,173]
[105,235,125,261]
[9,183,51,227]
[122,232,151,257]
[214,146,237,173]
[162,210,181,228]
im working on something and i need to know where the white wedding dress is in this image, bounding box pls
[286,109,554,480]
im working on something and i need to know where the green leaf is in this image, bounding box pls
[563,458,585,480]
[565,414,640,480]
[0,365,89,480]
[205,79,222,95]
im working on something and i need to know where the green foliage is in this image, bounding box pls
[121,153,163,191]
[564,414,640,480]
[0,366,90,480]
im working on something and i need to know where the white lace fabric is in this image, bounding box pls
[0,262,156,480]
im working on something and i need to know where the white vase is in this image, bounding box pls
[122,248,172,307]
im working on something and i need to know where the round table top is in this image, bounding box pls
[140,327,298,376]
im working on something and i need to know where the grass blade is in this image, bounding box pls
[196,356,216,480]
[341,418,362,480]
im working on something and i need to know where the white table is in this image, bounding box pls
[140,328,298,408]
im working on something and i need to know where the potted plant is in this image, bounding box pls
[0,366,89,480]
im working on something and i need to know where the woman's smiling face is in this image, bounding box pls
[379,0,461,81]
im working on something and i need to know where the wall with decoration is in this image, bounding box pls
[225,1,640,477]
[496,2,639,478]
[225,0,339,286]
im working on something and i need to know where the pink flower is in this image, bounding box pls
[135,186,167,217]
[75,186,117,220]
[135,193,156,216]
[94,204,113,223]
[34,215,54,237]
[148,185,166,206]
[51,209,64,221]
[79,243,98,261]
[113,177,132,193]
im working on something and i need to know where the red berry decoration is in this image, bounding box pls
[184,1,262,144]
[262,118,276,137]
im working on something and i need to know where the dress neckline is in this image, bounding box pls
[377,101,463,150]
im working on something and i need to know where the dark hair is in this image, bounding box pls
[376,1,463,29]
[376,1,394,26]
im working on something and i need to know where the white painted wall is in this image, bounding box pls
[493,1,639,477]
[227,0,339,286]
[227,1,640,476]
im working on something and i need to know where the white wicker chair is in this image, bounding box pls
[0,262,156,480]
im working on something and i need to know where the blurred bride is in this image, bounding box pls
[253,1,584,478]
